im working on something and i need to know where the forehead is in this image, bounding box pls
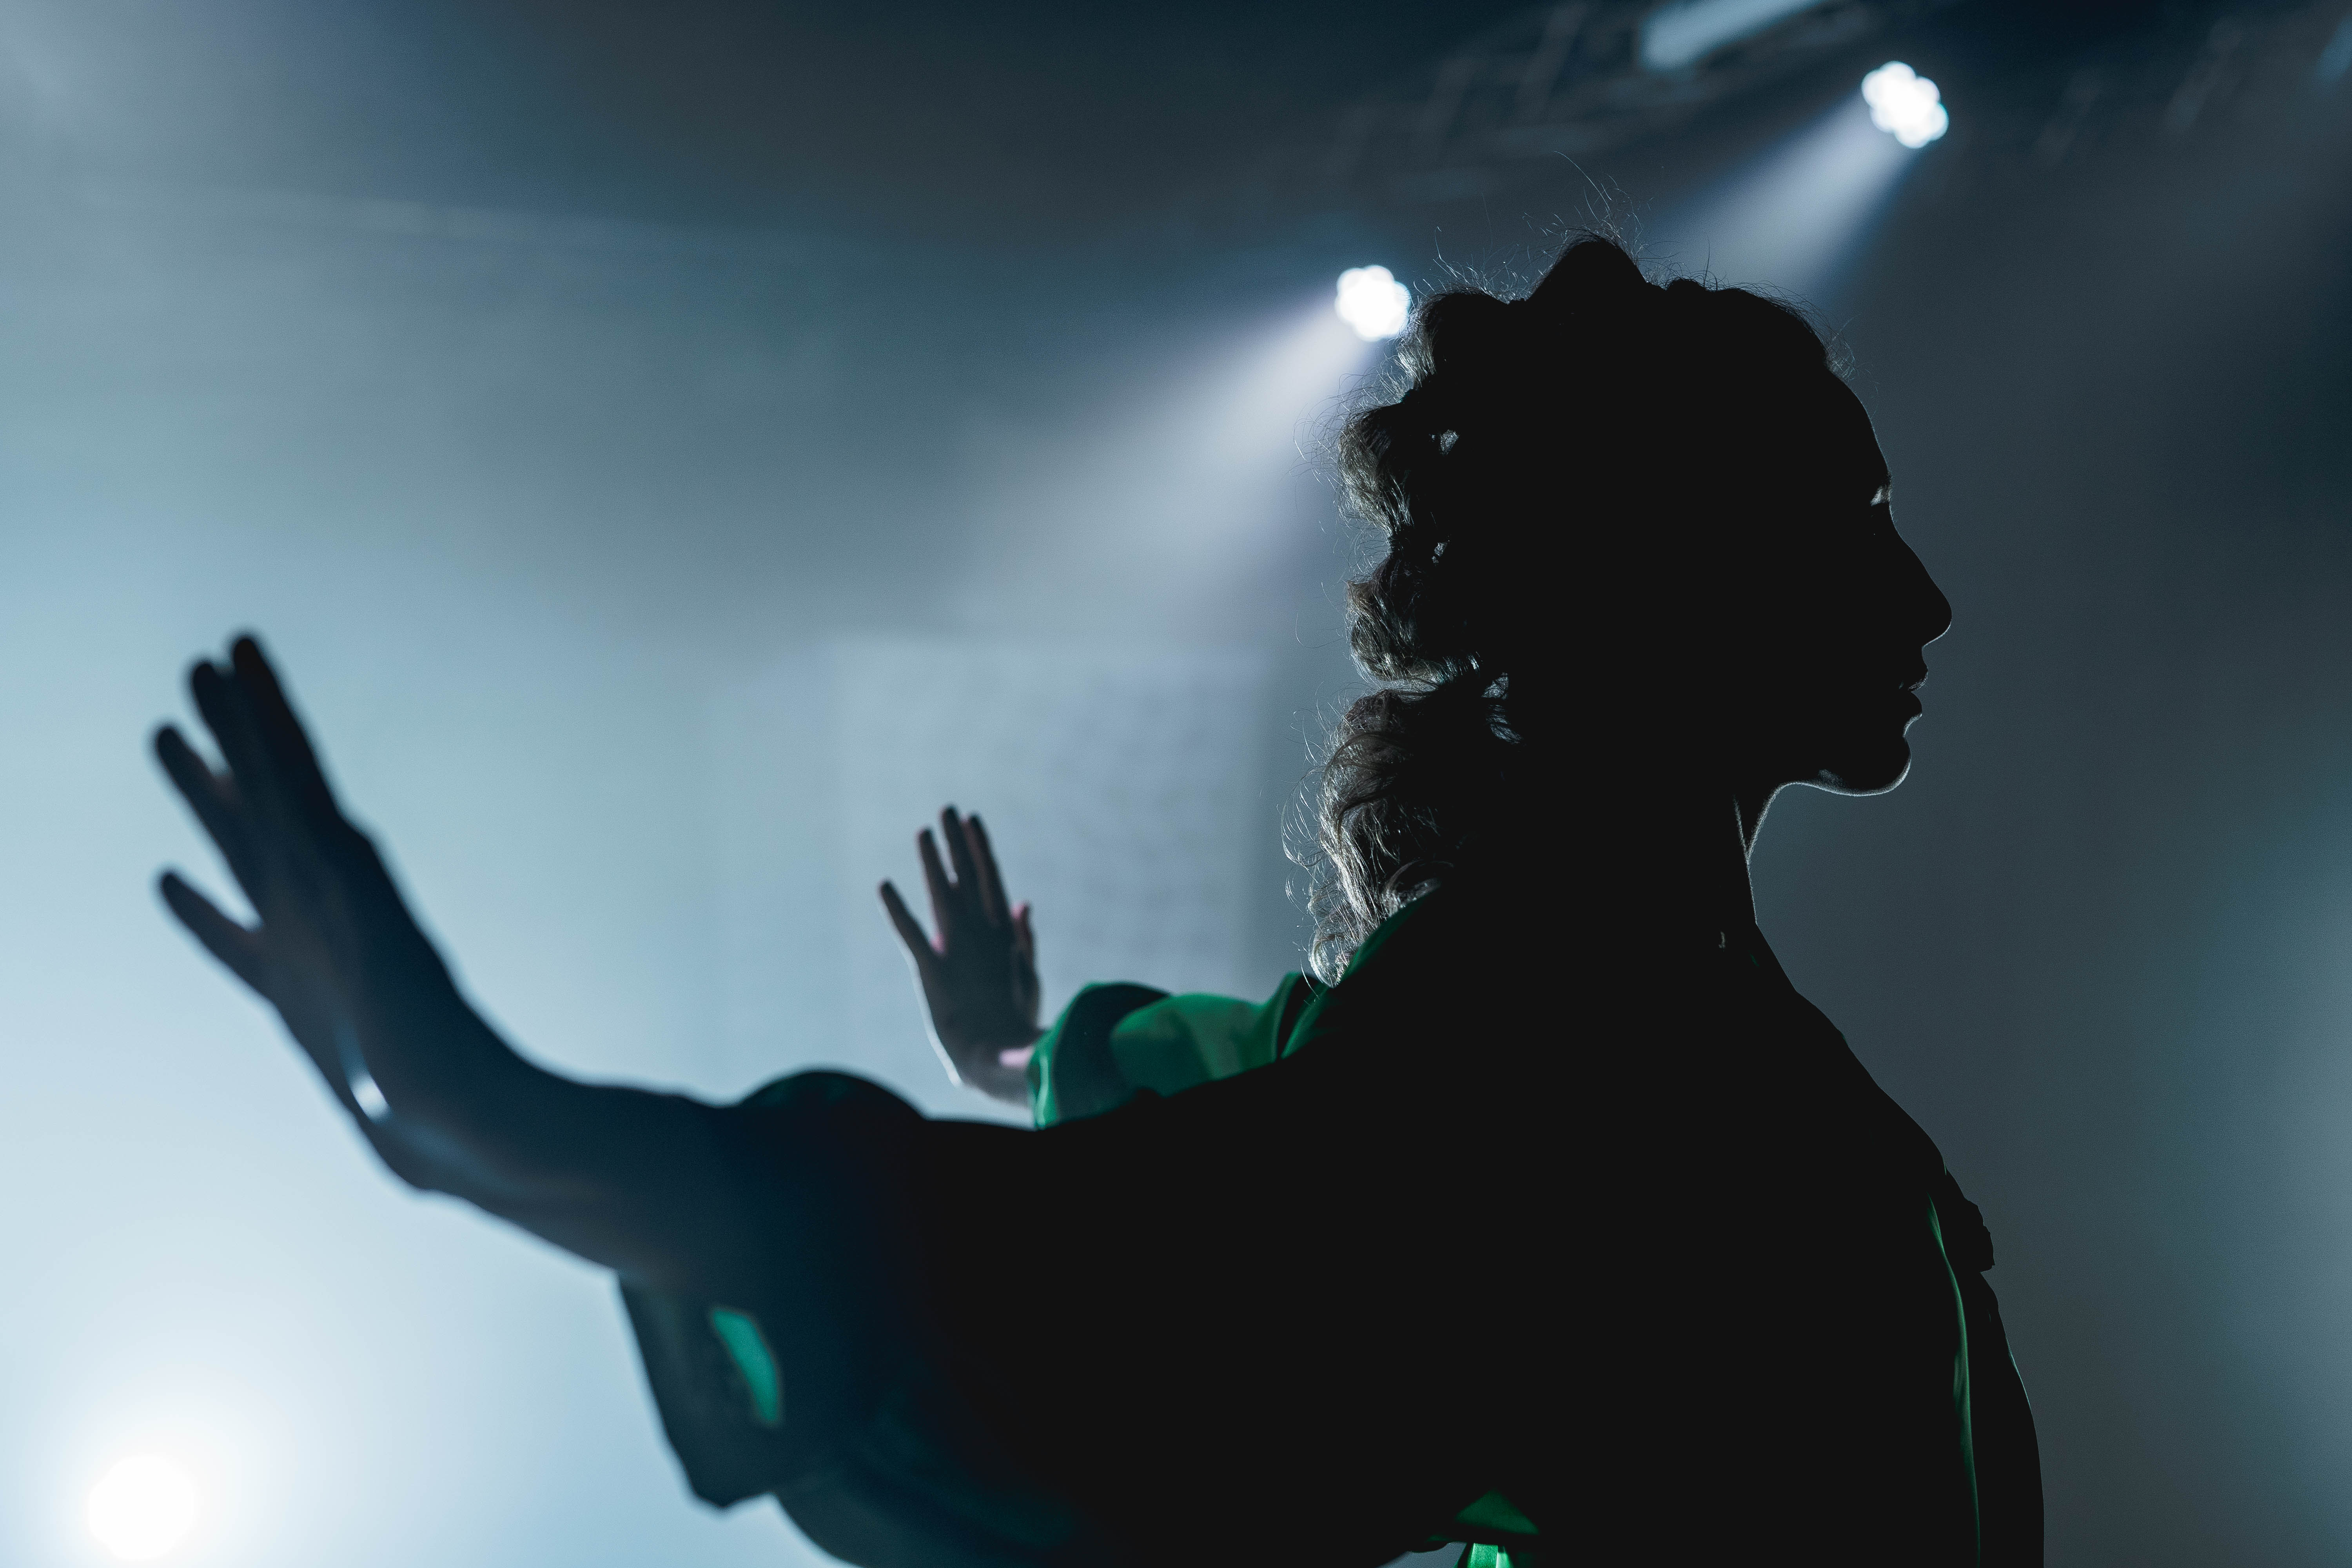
[1774,370,1886,486]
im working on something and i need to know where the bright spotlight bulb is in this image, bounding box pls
[1335,265,1410,341]
[87,1455,199,1562]
[1861,61,1948,148]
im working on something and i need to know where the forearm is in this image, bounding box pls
[394,1060,753,1294]
[263,889,728,1287]
[269,873,757,1289]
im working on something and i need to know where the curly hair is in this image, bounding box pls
[1308,235,1840,980]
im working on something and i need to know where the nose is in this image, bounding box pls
[1893,532,1951,647]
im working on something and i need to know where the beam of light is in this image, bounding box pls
[1640,0,1833,72]
[951,290,1383,636]
[86,1455,200,1562]
[2319,14,2352,89]
[1862,61,1949,147]
[1335,265,1410,340]
[1648,94,1920,303]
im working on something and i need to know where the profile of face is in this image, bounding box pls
[1711,371,1953,799]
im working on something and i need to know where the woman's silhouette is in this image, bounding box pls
[154,237,2037,1567]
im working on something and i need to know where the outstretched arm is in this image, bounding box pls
[154,636,749,1294]
[880,807,1042,1106]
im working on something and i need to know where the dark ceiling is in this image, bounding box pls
[0,0,2212,240]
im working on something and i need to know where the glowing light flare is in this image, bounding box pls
[1862,62,1948,147]
[1334,266,1410,341]
[87,1455,200,1561]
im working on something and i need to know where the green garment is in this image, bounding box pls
[621,884,2039,1568]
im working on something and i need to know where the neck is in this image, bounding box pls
[1565,773,1759,938]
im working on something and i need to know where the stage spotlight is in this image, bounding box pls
[1335,266,1410,341]
[87,1455,199,1561]
[1862,62,1948,147]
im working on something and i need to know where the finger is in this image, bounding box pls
[917,827,957,942]
[940,806,990,926]
[965,814,1010,926]
[154,724,268,891]
[187,642,330,870]
[230,635,348,835]
[879,880,942,967]
[187,659,346,940]
[159,870,271,993]
[189,656,305,853]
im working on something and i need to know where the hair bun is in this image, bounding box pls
[1524,237,1653,318]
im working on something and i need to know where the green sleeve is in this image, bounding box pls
[1028,973,1316,1128]
[621,974,1316,1506]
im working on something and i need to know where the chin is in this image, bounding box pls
[1811,733,1917,796]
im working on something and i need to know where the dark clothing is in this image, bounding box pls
[626,877,2041,1567]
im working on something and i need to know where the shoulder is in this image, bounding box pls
[1285,877,1534,1059]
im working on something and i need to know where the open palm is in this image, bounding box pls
[880,807,1041,1106]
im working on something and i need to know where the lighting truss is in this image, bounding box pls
[1304,0,2352,214]
[1318,0,1955,204]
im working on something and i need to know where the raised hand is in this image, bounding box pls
[880,808,1042,1106]
[153,635,741,1289]
[153,635,530,1192]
